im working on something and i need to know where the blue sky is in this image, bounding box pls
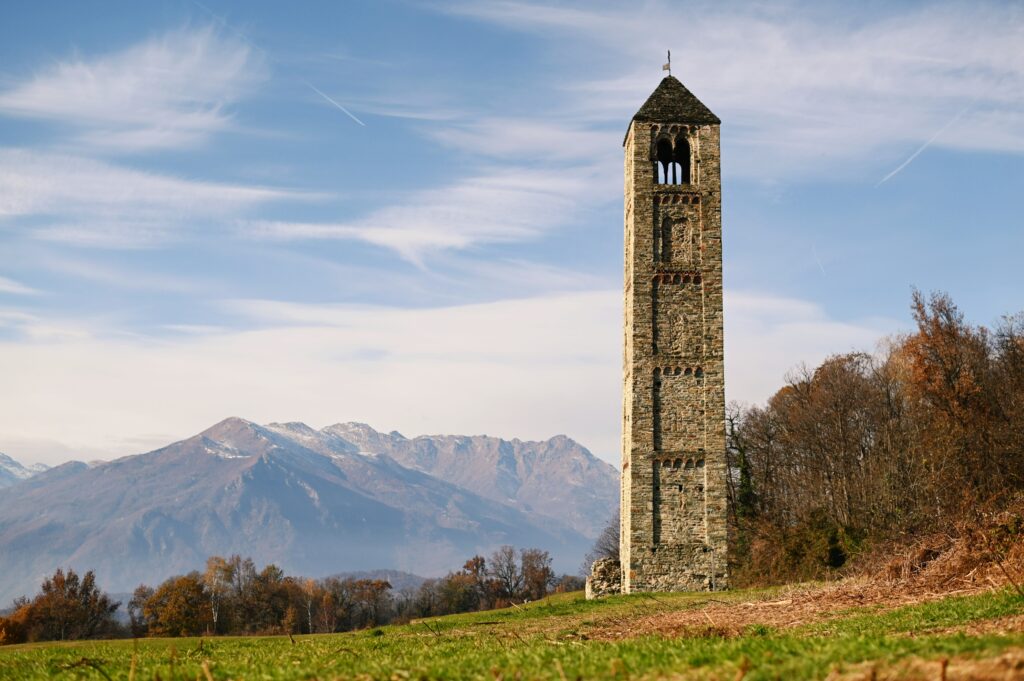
[0,0,1021,466]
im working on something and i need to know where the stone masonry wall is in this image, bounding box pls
[619,118,728,594]
[585,558,622,599]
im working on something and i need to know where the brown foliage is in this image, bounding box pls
[0,604,32,645]
[728,292,1024,585]
[0,568,119,644]
[520,548,554,601]
[143,573,212,637]
[3,550,577,643]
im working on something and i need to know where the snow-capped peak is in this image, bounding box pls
[0,452,49,488]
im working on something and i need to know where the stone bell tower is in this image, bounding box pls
[619,75,728,593]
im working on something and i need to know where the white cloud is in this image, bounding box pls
[0,276,39,295]
[430,118,616,163]
[0,292,620,465]
[438,257,609,295]
[0,290,898,466]
[0,307,91,342]
[448,1,1024,179]
[38,256,210,293]
[280,0,1024,264]
[724,291,898,405]
[0,26,263,152]
[0,149,318,248]
[242,167,601,261]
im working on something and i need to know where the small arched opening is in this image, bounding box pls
[673,136,691,184]
[655,138,673,184]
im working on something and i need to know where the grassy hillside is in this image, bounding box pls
[2,582,1024,680]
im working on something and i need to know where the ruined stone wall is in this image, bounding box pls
[619,120,728,594]
[585,557,622,599]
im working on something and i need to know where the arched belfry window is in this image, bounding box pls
[654,136,691,185]
[655,138,673,184]
[673,136,691,185]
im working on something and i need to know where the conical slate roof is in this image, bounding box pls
[632,75,720,125]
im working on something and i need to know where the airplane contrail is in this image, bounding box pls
[305,82,366,127]
[190,2,366,129]
[876,102,972,186]
[811,244,826,275]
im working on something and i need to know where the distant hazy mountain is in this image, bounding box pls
[0,419,617,604]
[326,569,427,593]
[0,452,48,489]
[284,422,617,538]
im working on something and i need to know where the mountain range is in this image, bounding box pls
[0,419,617,604]
[0,452,48,488]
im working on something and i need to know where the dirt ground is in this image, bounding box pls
[826,648,1024,680]
[593,519,1024,642]
[589,577,994,640]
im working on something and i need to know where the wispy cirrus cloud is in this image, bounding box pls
[0,149,320,248]
[0,306,90,342]
[0,276,39,296]
[448,1,1024,179]
[38,256,211,293]
[430,118,616,164]
[0,26,263,152]
[280,0,1024,265]
[242,167,599,262]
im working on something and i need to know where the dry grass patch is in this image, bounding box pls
[589,578,997,641]
[826,648,1024,680]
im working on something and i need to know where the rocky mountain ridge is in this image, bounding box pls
[0,452,48,489]
[0,419,617,603]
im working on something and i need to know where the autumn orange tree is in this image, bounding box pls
[727,291,1024,584]
[142,573,212,637]
[0,568,119,644]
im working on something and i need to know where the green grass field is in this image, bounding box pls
[2,586,1023,680]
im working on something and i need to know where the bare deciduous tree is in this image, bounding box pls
[727,291,1024,584]
[582,514,620,574]
[488,545,523,602]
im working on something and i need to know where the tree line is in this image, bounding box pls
[0,546,582,644]
[726,291,1024,583]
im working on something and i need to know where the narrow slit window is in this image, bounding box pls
[660,217,673,263]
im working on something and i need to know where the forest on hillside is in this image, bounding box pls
[725,291,1024,583]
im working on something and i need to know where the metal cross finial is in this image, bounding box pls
[662,50,671,76]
